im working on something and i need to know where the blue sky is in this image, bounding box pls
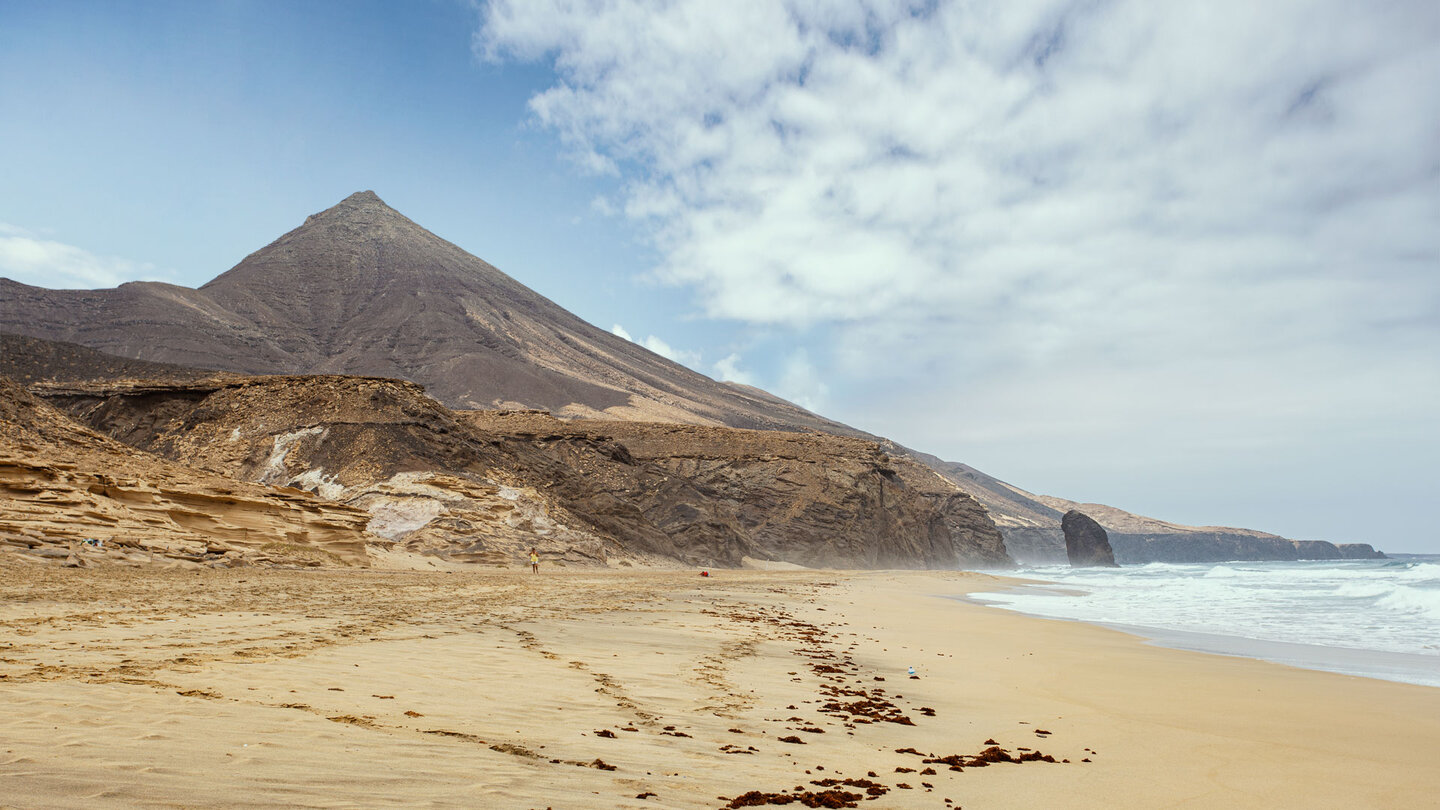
[2,1,1438,551]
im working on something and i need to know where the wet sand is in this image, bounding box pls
[2,559,1438,808]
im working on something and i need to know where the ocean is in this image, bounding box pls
[968,555,1440,688]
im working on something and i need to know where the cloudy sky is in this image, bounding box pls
[2,1,1437,551]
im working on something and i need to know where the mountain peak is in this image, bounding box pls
[341,190,384,206]
[299,190,404,228]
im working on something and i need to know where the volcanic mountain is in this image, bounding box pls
[0,192,1381,563]
[0,192,856,432]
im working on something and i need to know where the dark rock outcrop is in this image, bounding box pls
[1290,540,1343,560]
[1061,510,1118,567]
[1338,543,1386,560]
[909,456,1389,564]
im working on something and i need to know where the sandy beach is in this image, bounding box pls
[2,558,1438,809]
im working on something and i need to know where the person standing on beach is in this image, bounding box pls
[529,547,539,574]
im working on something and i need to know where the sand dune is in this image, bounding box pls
[2,560,1437,808]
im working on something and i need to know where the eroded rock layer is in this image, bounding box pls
[465,411,1012,569]
[38,375,1010,569]
[0,378,373,568]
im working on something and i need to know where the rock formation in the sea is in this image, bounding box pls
[908,450,1387,563]
[1061,510,1119,567]
[36,373,1010,569]
[0,376,374,568]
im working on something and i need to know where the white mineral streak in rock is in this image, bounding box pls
[362,497,447,540]
[348,472,470,540]
[259,427,325,485]
[288,468,346,500]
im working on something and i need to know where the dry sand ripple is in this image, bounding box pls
[3,560,1438,808]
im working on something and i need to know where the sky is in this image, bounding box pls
[2,1,1437,552]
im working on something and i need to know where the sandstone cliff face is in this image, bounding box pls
[39,376,649,568]
[0,378,373,568]
[40,375,1011,569]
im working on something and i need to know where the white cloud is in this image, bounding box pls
[640,334,702,368]
[479,0,1438,337]
[481,1,1440,545]
[775,348,829,413]
[713,352,758,387]
[0,225,158,289]
[612,322,703,369]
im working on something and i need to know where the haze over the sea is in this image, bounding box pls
[2,1,1435,551]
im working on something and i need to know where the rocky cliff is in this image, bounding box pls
[0,377,374,568]
[465,411,1011,569]
[38,374,1010,569]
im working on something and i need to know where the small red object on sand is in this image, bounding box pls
[701,571,710,577]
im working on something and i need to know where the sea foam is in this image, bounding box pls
[970,556,1440,687]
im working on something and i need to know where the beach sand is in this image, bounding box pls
[2,559,1437,809]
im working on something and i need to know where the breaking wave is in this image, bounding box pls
[971,556,1440,686]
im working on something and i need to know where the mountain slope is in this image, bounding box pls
[0,332,222,384]
[0,192,864,434]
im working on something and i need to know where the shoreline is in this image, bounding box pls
[3,562,1439,808]
[957,593,1440,690]
[963,558,1440,690]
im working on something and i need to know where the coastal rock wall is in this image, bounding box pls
[1338,543,1386,559]
[1107,532,1300,564]
[478,415,1013,569]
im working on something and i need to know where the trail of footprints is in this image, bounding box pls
[0,568,1093,808]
